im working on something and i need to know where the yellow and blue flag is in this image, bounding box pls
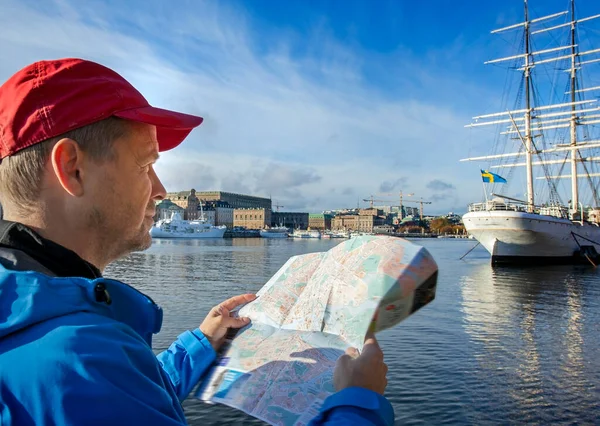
[481,169,507,183]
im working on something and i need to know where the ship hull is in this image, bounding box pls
[150,227,226,239]
[259,230,289,238]
[291,231,321,239]
[463,211,600,264]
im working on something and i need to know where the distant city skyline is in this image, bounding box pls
[1,0,599,214]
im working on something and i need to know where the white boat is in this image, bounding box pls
[259,226,289,238]
[291,229,321,239]
[150,211,226,239]
[328,230,351,239]
[461,0,600,265]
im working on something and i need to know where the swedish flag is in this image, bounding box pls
[481,169,507,183]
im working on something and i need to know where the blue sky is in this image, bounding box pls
[1,0,599,214]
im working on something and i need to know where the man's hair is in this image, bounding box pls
[0,117,129,213]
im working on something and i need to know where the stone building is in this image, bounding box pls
[308,213,332,230]
[332,214,357,231]
[166,189,268,228]
[154,199,185,221]
[204,200,234,228]
[332,208,386,232]
[272,212,309,230]
[234,208,272,229]
[195,191,271,209]
[197,204,215,225]
[405,206,419,217]
[166,188,200,220]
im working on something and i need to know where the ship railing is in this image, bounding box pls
[539,205,569,219]
[467,201,526,212]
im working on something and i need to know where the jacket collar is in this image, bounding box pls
[0,220,102,279]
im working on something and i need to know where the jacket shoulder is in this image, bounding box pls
[0,314,185,425]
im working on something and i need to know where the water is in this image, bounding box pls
[104,238,600,425]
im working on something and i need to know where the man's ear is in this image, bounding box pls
[50,138,85,197]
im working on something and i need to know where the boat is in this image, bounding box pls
[461,0,600,265]
[329,230,351,239]
[291,229,321,239]
[150,211,227,239]
[259,226,289,238]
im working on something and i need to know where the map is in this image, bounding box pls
[196,235,438,425]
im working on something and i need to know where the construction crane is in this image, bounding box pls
[363,193,432,222]
[363,195,376,208]
[402,198,432,221]
[273,203,284,212]
[362,196,394,209]
[377,191,414,219]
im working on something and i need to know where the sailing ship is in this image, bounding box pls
[461,0,600,264]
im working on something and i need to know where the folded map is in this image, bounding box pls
[196,235,438,425]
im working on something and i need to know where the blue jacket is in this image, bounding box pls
[0,253,394,425]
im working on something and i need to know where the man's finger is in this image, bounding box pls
[222,315,251,329]
[218,294,257,312]
[335,353,353,368]
[364,330,377,343]
[361,336,384,360]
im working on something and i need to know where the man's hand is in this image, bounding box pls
[333,333,388,395]
[199,293,256,351]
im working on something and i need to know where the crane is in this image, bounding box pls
[363,195,376,208]
[402,198,432,221]
[272,203,284,212]
[377,191,414,219]
[362,196,395,209]
[362,194,432,220]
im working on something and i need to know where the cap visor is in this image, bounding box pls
[115,105,203,152]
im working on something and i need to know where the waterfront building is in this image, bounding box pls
[203,200,234,228]
[308,213,332,230]
[272,212,309,230]
[166,188,200,220]
[198,204,215,225]
[195,191,271,209]
[332,208,386,232]
[154,199,185,221]
[234,208,272,229]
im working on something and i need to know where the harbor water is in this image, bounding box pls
[105,238,600,425]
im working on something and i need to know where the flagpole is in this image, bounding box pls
[483,182,489,203]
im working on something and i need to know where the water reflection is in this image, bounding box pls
[460,263,600,423]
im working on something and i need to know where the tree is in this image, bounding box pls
[439,225,454,234]
[429,218,451,234]
[452,225,466,235]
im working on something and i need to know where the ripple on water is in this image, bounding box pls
[105,238,600,425]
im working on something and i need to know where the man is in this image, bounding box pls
[0,59,393,425]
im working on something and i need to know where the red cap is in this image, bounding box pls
[0,58,203,159]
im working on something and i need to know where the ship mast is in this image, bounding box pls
[569,0,579,213]
[524,0,535,212]
[461,2,600,201]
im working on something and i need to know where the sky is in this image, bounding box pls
[1,0,599,214]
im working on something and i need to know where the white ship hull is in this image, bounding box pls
[150,225,226,239]
[463,210,600,264]
[291,230,321,239]
[259,230,289,238]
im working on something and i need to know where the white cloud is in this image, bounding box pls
[0,0,483,214]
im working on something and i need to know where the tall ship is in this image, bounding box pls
[259,226,290,238]
[461,0,600,265]
[150,211,227,239]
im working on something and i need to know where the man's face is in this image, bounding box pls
[86,122,166,261]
